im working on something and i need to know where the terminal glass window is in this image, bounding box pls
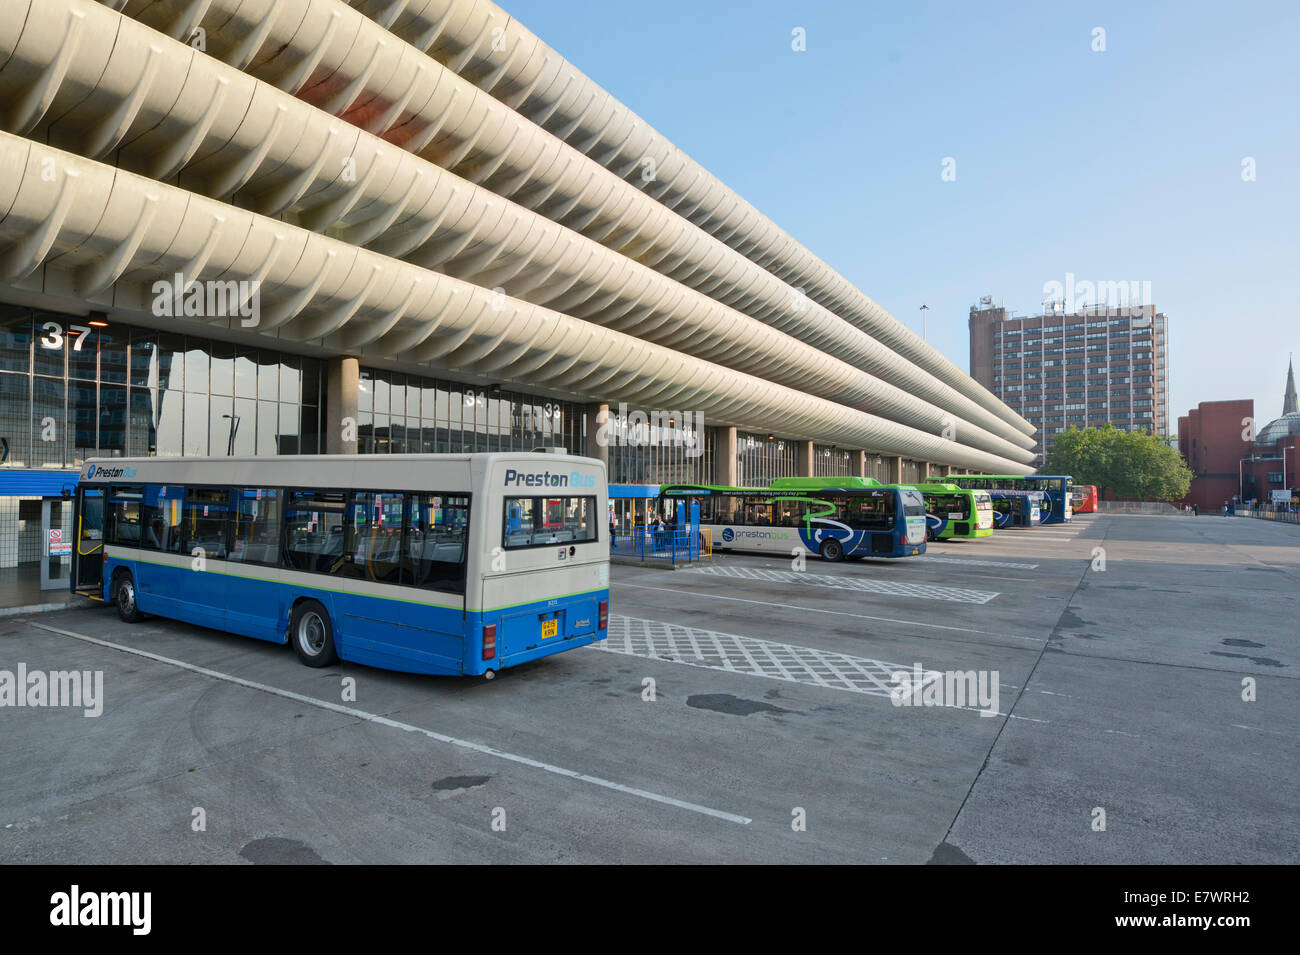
[0,308,321,467]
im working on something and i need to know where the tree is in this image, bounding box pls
[1044,425,1191,502]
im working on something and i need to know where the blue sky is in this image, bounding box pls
[503,0,1300,428]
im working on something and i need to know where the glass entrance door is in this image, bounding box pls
[40,498,74,591]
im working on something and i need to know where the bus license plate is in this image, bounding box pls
[541,619,558,639]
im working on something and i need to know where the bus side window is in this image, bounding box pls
[107,485,144,546]
[229,488,282,566]
[143,484,185,553]
[284,491,346,573]
[405,493,468,593]
[183,487,231,559]
[345,492,404,583]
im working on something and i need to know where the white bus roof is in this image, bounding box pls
[77,453,607,490]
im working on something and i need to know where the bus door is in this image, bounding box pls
[72,486,104,596]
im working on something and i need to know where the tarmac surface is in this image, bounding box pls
[1,513,1296,863]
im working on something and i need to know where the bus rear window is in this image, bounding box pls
[901,490,926,517]
[503,496,597,548]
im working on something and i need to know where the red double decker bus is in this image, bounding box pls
[1070,484,1098,513]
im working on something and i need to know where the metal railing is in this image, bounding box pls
[1097,501,1190,515]
[610,525,704,564]
[1230,508,1300,525]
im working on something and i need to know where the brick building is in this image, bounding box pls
[1178,400,1254,511]
[1178,359,1300,509]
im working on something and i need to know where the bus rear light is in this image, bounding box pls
[900,535,908,545]
[598,600,608,630]
[482,624,496,660]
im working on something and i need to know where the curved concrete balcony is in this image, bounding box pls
[91,0,1035,448]
[0,0,1033,463]
[342,0,1032,434]
[0,132,1031,471]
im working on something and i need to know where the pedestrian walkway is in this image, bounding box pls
[0,566,87,616]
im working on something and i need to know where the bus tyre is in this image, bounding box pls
[113,571,144,623]
[290,600,339,668]
[819,538,845,562]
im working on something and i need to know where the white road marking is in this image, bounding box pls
[1231,724,1296,738]
[29,621,751,826]
[920,556,1040,570]
[614,581,1014,636]
[604,615,936,699]
[686,565,999,604]
[605,616,1044,721]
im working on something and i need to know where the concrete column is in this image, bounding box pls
[584,403,609,470]
[715,426,738,486]
[886,455,902,484]
[797,440,814,477]
[325,356,359,454]
[852,450,867,480]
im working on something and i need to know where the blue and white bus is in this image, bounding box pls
[658,479,926,560]
[987,489,1044,528]
[71,453,610,677]
[948,475,1073,524]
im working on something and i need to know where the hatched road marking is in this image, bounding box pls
[684,564,998,604]
[603,614,939,699]
[919,555,1040,570]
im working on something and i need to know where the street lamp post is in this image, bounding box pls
[919,304,929,342]
[222,413,241,456]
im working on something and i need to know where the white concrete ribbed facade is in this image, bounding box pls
[0,0,1037,471]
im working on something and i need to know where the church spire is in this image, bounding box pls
[1285,354,1298,416]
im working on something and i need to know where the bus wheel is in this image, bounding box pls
[819,538,844,562]
[290,600,339,668]
[113,571,144,623]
